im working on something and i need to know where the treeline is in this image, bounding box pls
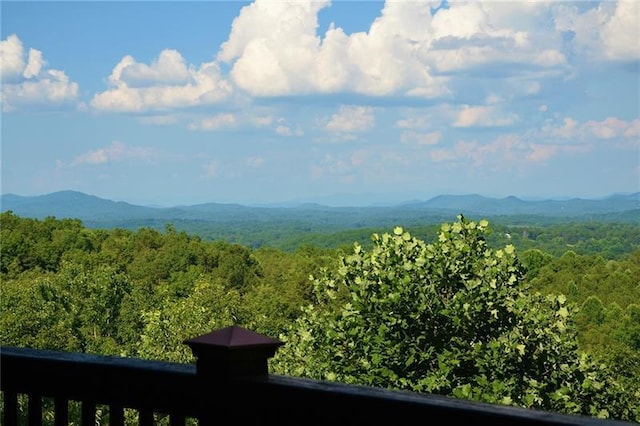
[76,212,640,255]
[1,211,638,421]
[271,220,640,257]
[0,211,339,355]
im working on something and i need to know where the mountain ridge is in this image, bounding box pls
[1,190,638,227]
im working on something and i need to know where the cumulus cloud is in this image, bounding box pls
[188,114,236,131]
[85,0,636,114]
[428,115,640,170]
[542,117,640,143]
[0,34,79,111]
[428,116,637,170]
[423,1,569,74]
[428,134,535,170]
[395,115,429,129]
[0,34,25,81]
[553,1,640,62]
[272,117,303,136]
[138,114,181,126]
[119,50,190,86]
[252,115,274,127]
[325,105,375,133]
[526,144,558,163]
[66,141,158,167]
[275,124,304,136]
[23,48,44,79]
[452,105,519,128]
[213,0,594,100]
[601,1,640,61]
[91,50,232,112]
[218,0,448,97]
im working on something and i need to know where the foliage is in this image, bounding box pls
[525,249,640,388]
[272,215,639,421]
[1,261,129,354]
[137,279,242,363]
[0,213,324,356]
[527,249,640,310]
[1,211,638,421]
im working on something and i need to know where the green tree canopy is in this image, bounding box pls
[272,215,638,421]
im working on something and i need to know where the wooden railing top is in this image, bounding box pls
[1,327,635,426]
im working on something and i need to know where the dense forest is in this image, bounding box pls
[1,211,638,422]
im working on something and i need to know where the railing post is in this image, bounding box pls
[183,325,284,379]
[183,326,284,424]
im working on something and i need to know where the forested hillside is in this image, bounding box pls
[2,191,638,253]
[1,211,638,421]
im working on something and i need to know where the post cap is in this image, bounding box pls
[183,326,284,378]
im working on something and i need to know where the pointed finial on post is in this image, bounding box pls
[183,326,284,379]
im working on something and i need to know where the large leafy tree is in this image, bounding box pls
[272,215,638,421]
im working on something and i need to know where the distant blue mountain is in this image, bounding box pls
[1,190,638,226]
[402,193,639,216]
[0,190,156,220]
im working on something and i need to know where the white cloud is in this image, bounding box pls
[426,127,603,170]
[452,105,519,128]
[252,115,274,127]
[92,50,232,112]
[83,0,637,116]
[218,0,448,97]
[547,117,579,139]
[138,114,181,126]
[542,116,640,143]
[215,0,595,100]
[525,144,557,163]
[0,34,26,82]
[275,124,303,136]
[119,50,190,86]
[0,34,79,111]
[428,134,539,170]
[326,105,375,133]
[23,48,44,79]
[401,130,442,146]
[188,114,236,131]
[624,119,640,138]
[395,116,429,129]
[274,118,304,136]
[422,1,568,74]
[67,141,158,167]
[601,1,640,61]
[553,1,640,62]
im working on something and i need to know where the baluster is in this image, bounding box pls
[139,409,154,426]
[28,393,42,426]
[3,391,18,426]
[81,401,96,426]
[169,413,186,426]
[109,404,124,426]
[54,397,68,426]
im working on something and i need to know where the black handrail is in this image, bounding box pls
[0,326,634,426]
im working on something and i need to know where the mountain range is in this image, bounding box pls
[1,190,638,230]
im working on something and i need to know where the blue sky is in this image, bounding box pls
[1,1,639,206]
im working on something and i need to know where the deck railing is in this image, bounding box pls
[0,326,634,425]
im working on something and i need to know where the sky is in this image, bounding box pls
[1,0,639,207]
